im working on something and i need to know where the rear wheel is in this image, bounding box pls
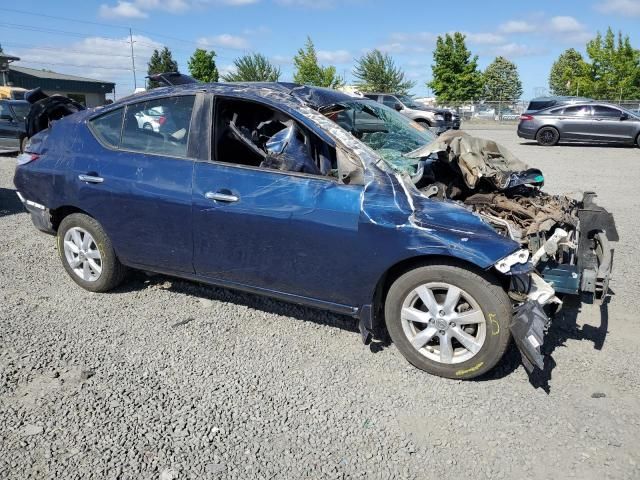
[57,213,126,292]
[143,122,153,131]
[536,126,559,146]
[636,132,640,148]
[384,264,512,379]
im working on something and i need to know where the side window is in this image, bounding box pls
[562,105,592,117]
[121,95,195,157]
[90,108,124,147]
[382,96,398,108]
[0,103,8,119]
[214,97,337,177]
[593,105,621,118]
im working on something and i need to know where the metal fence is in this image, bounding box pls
[419,100,640,126]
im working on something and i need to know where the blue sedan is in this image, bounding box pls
[13,83,615,379]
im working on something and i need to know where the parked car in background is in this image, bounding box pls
[134,106,166,132]
[0,99,29,153]
[14,83,616,380]
[518,102,640,146]
[496,108,519,121]
[524,95,592,114]
[363,93,453,134]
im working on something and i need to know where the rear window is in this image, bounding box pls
[121,95,195,157]
[562,105,591,116]
[527,100,555,111]
[90,108,124,147]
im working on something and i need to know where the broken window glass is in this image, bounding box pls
[322,100,436,175]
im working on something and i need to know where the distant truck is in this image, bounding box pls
[363,93,454,135]
[0,86,27,100]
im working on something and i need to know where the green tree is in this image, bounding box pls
[584,28,640,99]
[549,48,590,96]
[428,33,483,102]
[221,53,281,82]
[292,37,343,88]
[353,49,414,94]
[147,47,179,88]
[482,56,523,101]
[188,48,219,83]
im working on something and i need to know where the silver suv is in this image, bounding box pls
[364,94,453,134]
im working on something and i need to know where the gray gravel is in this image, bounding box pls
[1,130,640,479]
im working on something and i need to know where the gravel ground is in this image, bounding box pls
[1,130,639,480]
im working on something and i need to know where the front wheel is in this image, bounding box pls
[57,213,126,292]
[384,264,512,379]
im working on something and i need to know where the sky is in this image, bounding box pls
[1,0,639,99]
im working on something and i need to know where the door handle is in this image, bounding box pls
[78,174,104,184]
[205,191,239,203]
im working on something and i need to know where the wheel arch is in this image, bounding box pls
[50,205,94,232]
[368,254,506,332]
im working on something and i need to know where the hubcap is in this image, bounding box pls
[63,227,102,282]
[400,282,486,364]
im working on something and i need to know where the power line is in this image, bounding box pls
[0,7,130,30]
[1,42,133,58]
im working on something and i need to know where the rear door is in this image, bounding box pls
[80,94,203,272]
[558,105,593,141]
[590,105,637,143]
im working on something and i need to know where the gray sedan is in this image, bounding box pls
[518,102,640,147]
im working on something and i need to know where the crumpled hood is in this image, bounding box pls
[406,130,531,189]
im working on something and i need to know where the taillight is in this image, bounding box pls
[158,116,166,125]
[520,114,534,121]
[16,153,40,165]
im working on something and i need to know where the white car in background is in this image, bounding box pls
[134,107,165,132]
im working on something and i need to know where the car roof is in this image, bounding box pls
[111,82,362,111]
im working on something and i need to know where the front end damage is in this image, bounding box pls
[406,131,618,371]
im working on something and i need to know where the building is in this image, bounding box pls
[1,61,115,107]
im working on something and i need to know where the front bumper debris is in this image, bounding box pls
[511,301,549,371]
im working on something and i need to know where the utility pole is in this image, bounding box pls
[129,28,137,90]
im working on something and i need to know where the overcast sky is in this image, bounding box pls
[2,0,639,99]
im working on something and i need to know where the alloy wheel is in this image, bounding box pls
[63,227,103,282]
[400,282,487,364]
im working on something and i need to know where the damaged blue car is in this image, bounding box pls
[13,83,617,379]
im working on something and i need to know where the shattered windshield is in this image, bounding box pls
[322,100,435,175]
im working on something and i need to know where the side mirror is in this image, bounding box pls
[620,112,629,121]
[394,102,403,111]
[0,114,14,122]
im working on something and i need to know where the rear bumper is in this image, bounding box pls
[16,191,55,235]
[517,123,536,140]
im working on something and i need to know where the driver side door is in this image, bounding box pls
[192,96,363,307]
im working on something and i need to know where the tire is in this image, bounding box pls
[416,119,431,128]
[536,126,559,146]
[636,132,640,148]
[57,213,126,292]
[143,123,153,130]
[384,263,512,379]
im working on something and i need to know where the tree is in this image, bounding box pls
[428,33,483,102]
[548,28,640,99]
[584,28,640,99]
[549,48,589,96]
[147,47,179,88]
[188,48,219,83]
[221,53,281,82]
[482,56,523,101]
[292,37,343,88]
[353,49,414,94]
